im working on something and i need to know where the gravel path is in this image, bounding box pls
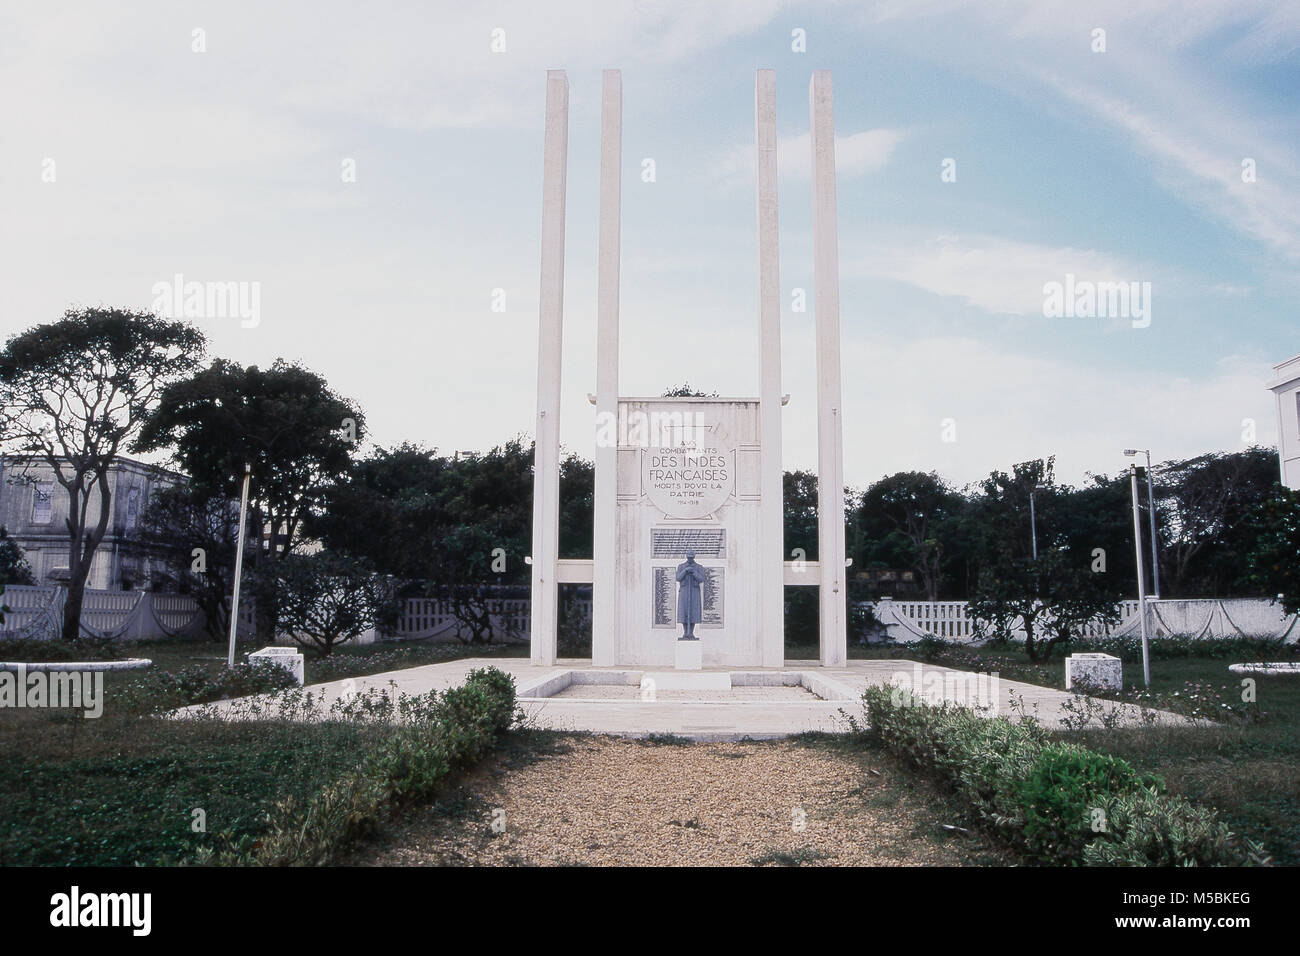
[348,733,1009,866]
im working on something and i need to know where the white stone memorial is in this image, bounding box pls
[248,646,304,686]
[1065,653,1122,692]
[527,69,849,670]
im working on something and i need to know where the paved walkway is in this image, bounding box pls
[188,658,1191,739]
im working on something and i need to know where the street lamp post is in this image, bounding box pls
[226,463,252,669]
[1029,483,1048,560]
[1124,448,1161,598]
[1129,463,1152,688]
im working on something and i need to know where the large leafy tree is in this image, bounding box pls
[966,458,1123,661]
[310,440,554,643]
[135,358,364,638]
[272,551,399,655]
[0,528,35,587]
[855,471,960,600]
[1050,471,1138,590]
[783,469,820,562]
[559,453,594,559]
[132,483,242,640]
[1157,447,1279,596]
[136,359,364,553]
[0,308,204,640]
[1247,484,1300,614]
[969,547,1124,661]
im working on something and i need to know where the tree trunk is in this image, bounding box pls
[1023,616,1040,662]
[61,575,86,642]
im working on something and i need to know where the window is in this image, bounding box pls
[126,487,140,530]
[32,481,53,524]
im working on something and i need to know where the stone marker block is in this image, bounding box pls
[248,646,304,686]
[641,670,731,693]
[1065,652,1122,692]
[674,638,703,671]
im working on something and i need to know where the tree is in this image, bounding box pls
[0,308,204,641]
[1157,448,1279,596]
[966,458,1123,661]
[969,548,1123,661]
[0,527,34,587]
[856,471,959,600]
[1051,471,1137,594]
[309,440,544,643]
[271,551,399,655]
[1247,484,1300,614]
[132,484,242,640]
[135,359,364,639]
[559,453,594,559]
[784,469,820,561]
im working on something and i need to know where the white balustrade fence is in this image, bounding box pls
[1,585,206,641]
[386,595,587,643]
[7,584,1293,648]
[872,597,1298,645]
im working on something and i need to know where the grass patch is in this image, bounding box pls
[0,714,385,865]
[0,642,519,866]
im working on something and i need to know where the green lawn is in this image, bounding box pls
[0,637,523,866]
[0,712,386,865]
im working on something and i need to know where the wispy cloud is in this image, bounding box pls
[1040,75,1300,261]
[845,234,1151,317]
[718,128,903,184]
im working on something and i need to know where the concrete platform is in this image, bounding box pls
[183,657,1194,740]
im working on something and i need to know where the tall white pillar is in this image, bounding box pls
[755,70,785,667]
[530,70,569,666]
[810,70,847,667]
[591,69,622,667]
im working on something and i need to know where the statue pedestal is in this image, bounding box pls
[642,666,730,693]
[674,638,703,671]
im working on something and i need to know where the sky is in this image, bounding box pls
[1,1,1297,490]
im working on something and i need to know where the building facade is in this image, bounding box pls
[1268,354,1300,491]
[0,455,181,590]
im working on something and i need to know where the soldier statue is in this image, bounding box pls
[675,549,707,639]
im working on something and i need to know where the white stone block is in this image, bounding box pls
[1065,653,1122,692]
[248,646,304,686]
[674,638,703,671]
[641,669,730,692]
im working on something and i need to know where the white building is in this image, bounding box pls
[0,454,181,589]
[1267,354,1300,490]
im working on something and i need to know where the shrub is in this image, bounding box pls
[203,666,519,866]
[0,635,124,661]
[1083,788,1261,867]
[1017,744,1155,864]
[862,685,1256,866]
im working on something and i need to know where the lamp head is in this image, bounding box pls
[1123,449,1138,456]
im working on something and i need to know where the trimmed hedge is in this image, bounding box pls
[195,667,518,866]
[863,685,1262,866]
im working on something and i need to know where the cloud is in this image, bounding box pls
[779,335,1277,487]
[718,128,903,184]
[844,234,1152,317]
[1039,76,1300,261]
